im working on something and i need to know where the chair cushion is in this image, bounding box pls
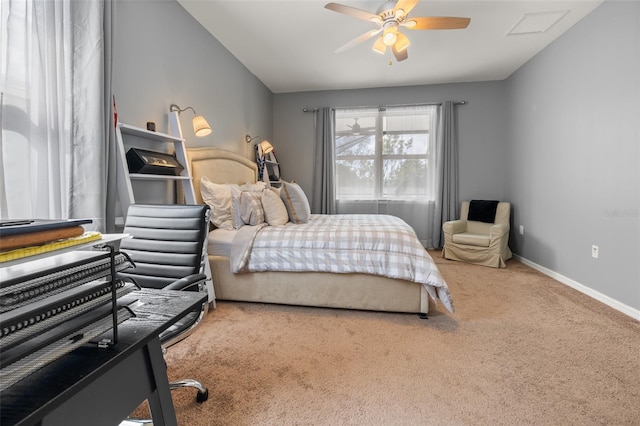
[468,200,499,223]
[453,232,490,247]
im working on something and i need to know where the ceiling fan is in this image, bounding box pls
[336,118,375,136]
[325,0,470,62]
[348,118,375,135]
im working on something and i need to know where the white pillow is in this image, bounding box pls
[269,186,281,196]
[230,185,243,229]
[200,177,235,230]
[280,181,311,224]
[240,181,267,192]
[262,188,289,226]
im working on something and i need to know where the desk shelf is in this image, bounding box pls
[0,243,134,395]
[0,288,204,426]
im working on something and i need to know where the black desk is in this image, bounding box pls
[0,288,206,426]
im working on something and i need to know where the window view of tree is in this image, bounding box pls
[335,107,432,200]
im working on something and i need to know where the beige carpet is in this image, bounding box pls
[148,252,640,425]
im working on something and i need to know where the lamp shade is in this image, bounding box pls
[192,114,212,137]
[372,36,386,54]
[260,140,274,155]
[395,32,410,52]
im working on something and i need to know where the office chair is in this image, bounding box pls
[118,204,211,404]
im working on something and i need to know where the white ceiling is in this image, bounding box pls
[177,0,603,94]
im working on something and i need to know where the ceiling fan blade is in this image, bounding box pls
[392,43,408,62]
[404,16,471,30]
[325,2,380,22]
[394,0,419,18]
[335,28,381,53]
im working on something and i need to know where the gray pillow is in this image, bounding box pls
[280,181,311,224]
[230,186,266,229]
[239,191,265,226]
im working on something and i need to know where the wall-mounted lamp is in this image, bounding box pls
[245,135,274,155]
[245,134,260,143]
[170,104,212,137]
[246,135,275,181]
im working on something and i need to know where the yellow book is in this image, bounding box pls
[0,232,103,263]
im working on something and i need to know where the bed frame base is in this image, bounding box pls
[209,256,429,315]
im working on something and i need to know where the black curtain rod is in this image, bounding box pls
[302,101,466,112]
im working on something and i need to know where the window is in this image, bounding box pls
[1,1,108,229]
[334,105,438,201]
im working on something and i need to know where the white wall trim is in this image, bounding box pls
[513,255,640,322]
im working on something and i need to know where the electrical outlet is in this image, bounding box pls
[592,245,599,259]
[519,225,524,235]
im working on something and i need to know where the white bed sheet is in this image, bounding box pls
[208,228,237,257]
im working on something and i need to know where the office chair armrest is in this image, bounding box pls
[165,273,207,292]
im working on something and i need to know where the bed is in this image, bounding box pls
[186,147,453,315]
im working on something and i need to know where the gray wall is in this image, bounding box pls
[273,82,508,202]
[113,0,638,312]
[112,0,272,210]
[113,0,272,156]
[505,0,640,310]
[273,1,639,313]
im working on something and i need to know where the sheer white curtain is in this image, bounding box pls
[0,0,109,231]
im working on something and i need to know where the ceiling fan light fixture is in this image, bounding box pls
[395,32,411,52]
[372,36,387,54]
[383,32,397,46]
[382,24,398,46]
[395,8,406,19]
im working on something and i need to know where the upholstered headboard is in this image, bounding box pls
[187,147,258,204]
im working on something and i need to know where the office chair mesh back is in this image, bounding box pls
[119,204,209,290]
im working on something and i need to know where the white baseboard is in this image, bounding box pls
[513,254,640,322]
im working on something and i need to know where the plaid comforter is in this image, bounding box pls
[230,214,453,312]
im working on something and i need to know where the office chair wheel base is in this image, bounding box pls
[170,378,208,403]
[197,388,209,403]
